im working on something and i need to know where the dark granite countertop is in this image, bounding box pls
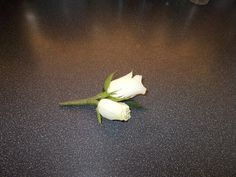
[0,0,235,176]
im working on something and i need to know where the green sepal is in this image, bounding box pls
[96,107,102,124]
[93,92,109,100]
[124,100,143,109]
[103,72,116,92]
[108,96,130,102]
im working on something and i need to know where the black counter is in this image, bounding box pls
[0,0,235,176]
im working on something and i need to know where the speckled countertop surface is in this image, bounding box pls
[0,0,236,177]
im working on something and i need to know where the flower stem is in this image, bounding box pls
[59,92,108,106]
[59,98,99,106]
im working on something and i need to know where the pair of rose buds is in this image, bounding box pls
[60,72,147,123]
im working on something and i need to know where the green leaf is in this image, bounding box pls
[103,72,116,92]
[124,100,143,109]
[96,107,102,124]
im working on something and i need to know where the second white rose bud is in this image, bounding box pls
[97,99,131,121]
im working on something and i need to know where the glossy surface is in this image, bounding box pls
[0,0,236,176]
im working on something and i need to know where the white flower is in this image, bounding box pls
[107,72,147,99]
[97,99,131,121]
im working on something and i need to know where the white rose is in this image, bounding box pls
[97,99,131,121]
[107,72,147,99]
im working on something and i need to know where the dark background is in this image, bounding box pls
[0,0,235,176]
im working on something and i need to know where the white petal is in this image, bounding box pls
[122,71,133,79]
[113,72,132,82]
[140,86,147,94]
[133,75,142,83]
